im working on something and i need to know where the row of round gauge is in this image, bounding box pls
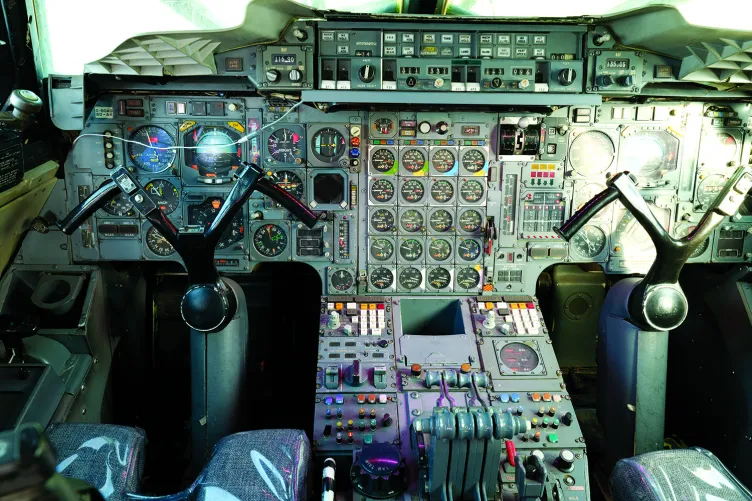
[369,237,483,263]
[370,147,486,174]
[329,266,482,292]
[370,177,485,204]
[369,207,483,234]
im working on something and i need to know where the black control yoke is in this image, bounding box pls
[554,166,752,331]
[56,162,317,333]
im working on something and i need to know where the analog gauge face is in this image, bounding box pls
[429,209,453,233]
[430,179,454,203]
[459,179,484,203]
[697,174,727,207]
[144,179,180,215]
[398,267,423,290]
[457,239,481,261]
[428,239,452,262]
[619,131,678,180]
[371,149,396,173]
[569,131,615,177]
[432,149,456,173]
[456,267,481,289]
[370,178,395,203]
[187,198,244,249]
[146,226,175,256]
[331,269,354,292]
[614,205,670,254]
[574,183,610,218]
[194,128,241,176]
[311,127,345,162]
[127,126,176,173]
[373,118,394,135]
[269,170,304,200]
[427,267,451,289]
[253,223,288,257]
[100,182,135,216]
[400,179,425,203]
[370,268,394,290]
[674,224,709,258]
[370,209,395,232]
[370,238,394,261]
[402,149,426,173]
[704,132,738,165]
[400,210,424,233]
[499,342,540,373]
[570,225,607,259]
[399,239,423,262]
[268,128,303,163]
[461,149,486,173]
[459,209,483,233]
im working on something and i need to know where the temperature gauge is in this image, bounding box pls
[398,267,423,290]
[370,268,394,290]
[427,267,451,290]
[428,238,452,262]
[370,238,394,261]
[456,267,481,289]
[399,239,423,262]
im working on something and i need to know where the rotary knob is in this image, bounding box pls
[557,68,576,86]
[596,74,614,87]
[180,282,236,333]
[558,449,575,472]
[288,69,303,83]
[265,69,281,83]
[350,443,407,499]
[418,121,432,134]
[359,64,376,83]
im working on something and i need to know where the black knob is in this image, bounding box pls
[350,443,406,499]
[558,450,575,472]
[561,412,573,426]
[180,283,235,332]
[265,69,281,83]
[382,413,392,427]
[619,74,634,87]
[596,74,614,87]
[557,68,576,86]
[359,64,375,83]
[491,77,502,88]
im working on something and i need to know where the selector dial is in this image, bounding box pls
[558,68,576,86]
[288,69,302,83]
[359,65,376,83]
[266,69,281,83]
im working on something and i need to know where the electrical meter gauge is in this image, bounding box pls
[431,149,456,173]
[613,204,670,254]
[268,170,304,200]
[461,149,486,173]
[427,267,451,289]
[100,182,135,216]
[696,174,727,208]
[498,342,540,373]
[268,128,303,164]
[569,131,615,177]
[143,179,180,215]
[399,239,423,262]
[253,223,288,257]
[373,118,394,135]
[398,267,423,290]
[429,209,453,233]
[146,226,176,256]
[573,183,610,219]
[370,268,394,290]
[456,267,481,289]
[402,149,426,173]
[400,179,425,203]
[459,179,484,203]
[187,198,244,249]
[330,269,355,292]
[457,239,481,261]
[400,210,424,233]
[703,132,738,165]
[570,225,607,259]
[311,127,345,162]
[127,126,177,173]
[370,238,394,261]
[458,209,483,233]
[370,178,395,203]
[430,179,455,204]
[370,209,395,232]
[618,131,679,181]
[370,149,396,173]
[428,239,452,262]
[674,224,709,258]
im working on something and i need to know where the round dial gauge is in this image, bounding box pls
[619,131,678,180]
[100,182,135,216]
[704,132,738,165]
[614,205,670,254]
[194,128,241,176]
[253,224,288,257]
[331,269,354,292]
[428,239,452,262]
[499,342,540,373]
[269,170,304,200]
[373,118,394,135]
[371,149,396,173]
[370,209,395,232]
[430,180,454,203]
[398,267,423,290]
[429,209,453,233]
[459,179,484,203]
[674,224,709,258]
[570,225,607,259]
[128,126,176,173]
[311,127,345,162]
[427,267,451,289]
[370,178,395,203]
[400,209,424,233]
[456,267,481,289]
[461,149,486,173]
[432,149,456,173]
[569,131,615,177]
[459,209,483,233]
[399,239,423,262]
[267,128,303,164]
[697,174,727,207]
[146,226,175,256]
[370,238,394,261]
[370,268,394,290]
[187,198,244,249]
[402,149,426,173]
[144,179,180,215]
[400,179,425,203]
[457,239,481,261]
[574,183,610,218]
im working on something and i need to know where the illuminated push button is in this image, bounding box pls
[363,434,373,445]
[368,394,377,404]
[379,394,388,404]
[370,409,377,418]
[325,409,332,420]
[500,393,510,403]
[336,432,343,444]
[548,407,557,416]
[411,364,422,377]
[336,421,343,431]
[357,394,366,404]
[542,418,550,428]
[359,421,366,431]
[460,363,472,373]
[369,303,377,310]
[347,432,354,444]
[517,406,524,416]
[532,393,541,402]
[552,394,562,403]
[542,393,552,402]
[538,407,546,417]
[547,433,559,444]
[335,302,343,310]
[370,419,377,431]
[510,393,520,403]
[324,397,334,406]
[531,418,538,428]
[337,408,343,418]
[335,395,344,405]
[552,419,560,429]
[533,431,541,442]
[359,408,366,419]
[347,420,354,430]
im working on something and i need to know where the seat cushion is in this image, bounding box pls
[47,423,146,501]
[611,448,752,501]
[195,429,310,501]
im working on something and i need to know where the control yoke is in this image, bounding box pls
[54,162,317,333]
[554,166,752,331]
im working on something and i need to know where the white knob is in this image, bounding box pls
[327,311,341,329]
[343,324,353,335]
[483,310,496,329]
[519,79,530,89]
